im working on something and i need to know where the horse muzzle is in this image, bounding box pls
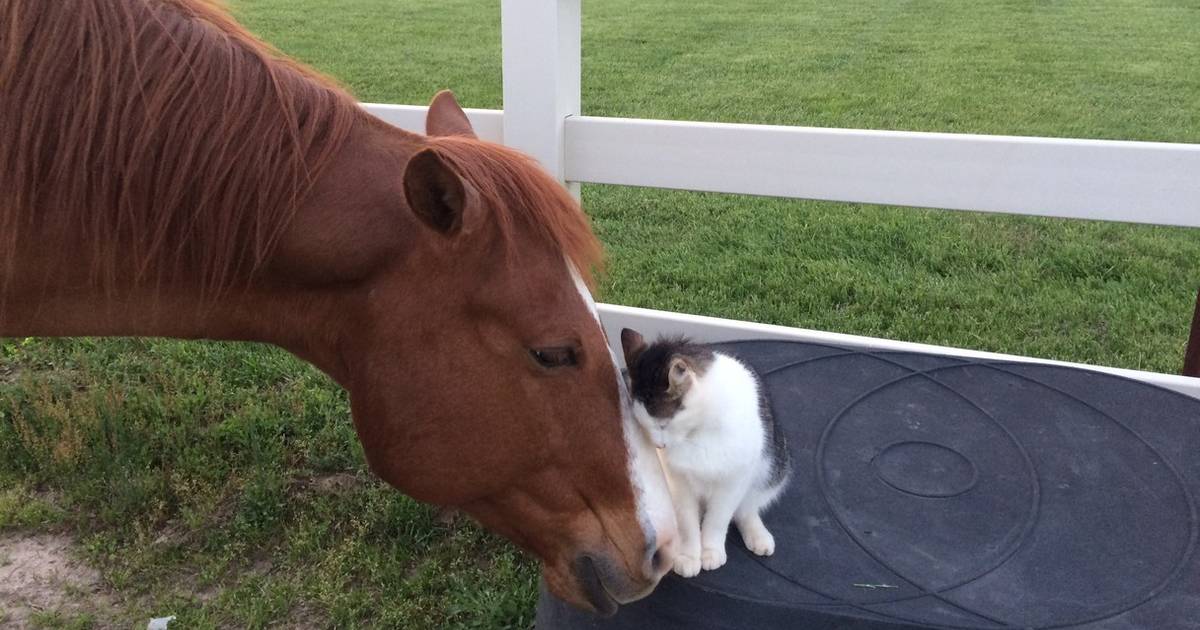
[571,544,673,617]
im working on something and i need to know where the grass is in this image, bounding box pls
[3,0,1199,627]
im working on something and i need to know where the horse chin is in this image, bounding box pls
[572,556,620,617]
[567,553,661,617]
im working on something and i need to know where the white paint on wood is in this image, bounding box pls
[361,103,504,143]
[363,105,1200,230]
[500,0,581,196]
[598,303,1200,401]
[566,116,1200,228]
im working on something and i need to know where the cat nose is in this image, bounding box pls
[645,528,677,580]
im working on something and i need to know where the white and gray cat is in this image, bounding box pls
[621,328,791,577]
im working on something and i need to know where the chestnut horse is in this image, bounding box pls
[0,0,676,614]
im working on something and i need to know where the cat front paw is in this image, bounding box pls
[673,553,702,578]
[700,546,727,571]
[744,529,775,556]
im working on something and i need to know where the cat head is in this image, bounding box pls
[620,328,714,447]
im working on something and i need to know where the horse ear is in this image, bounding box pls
[426,90,477,138]
[403,148,480,236]
[666,357,694,396]
[621,328,647,368]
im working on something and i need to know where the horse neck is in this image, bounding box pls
[0,270,350,379]
[0,117,419,385]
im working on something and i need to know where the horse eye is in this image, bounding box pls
[530,347,577,369]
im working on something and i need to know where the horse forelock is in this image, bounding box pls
[0,0,359,298]
[424,137,605,291]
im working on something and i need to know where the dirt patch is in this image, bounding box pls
[279,602,325,630]
[0,362,21,385]
[0,533,115,626]
[307,472,363,496]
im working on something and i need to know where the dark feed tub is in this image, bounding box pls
[537,340,1200,630]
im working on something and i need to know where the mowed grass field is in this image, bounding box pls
[2,1,1199,627]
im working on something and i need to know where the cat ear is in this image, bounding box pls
[667,357,694,396]
[621,328,647,367]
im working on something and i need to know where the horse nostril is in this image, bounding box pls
[651,548,668,573]
[646,531,676,579]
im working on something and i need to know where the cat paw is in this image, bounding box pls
[700,546,727,571]
[673,553,702,578]
[744,530,775,556]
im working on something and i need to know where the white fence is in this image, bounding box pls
[363,0,1200,399]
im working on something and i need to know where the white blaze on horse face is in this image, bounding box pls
[569,266,678,563]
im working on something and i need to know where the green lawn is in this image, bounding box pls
[3,1,1199,627]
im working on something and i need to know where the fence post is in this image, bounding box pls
[1184,288,1200,378]
[500,0,581,197]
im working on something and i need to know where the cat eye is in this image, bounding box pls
[530,346,577,369]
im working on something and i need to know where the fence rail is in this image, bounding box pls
[565,116,1200,228]
[364,103,1200,229]
[364,104,504,143]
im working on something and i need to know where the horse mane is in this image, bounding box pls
[0,0,360,296]
[427,137,604,288]
[1,0,603,300]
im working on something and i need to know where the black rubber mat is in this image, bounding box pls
[536,340,1200,629]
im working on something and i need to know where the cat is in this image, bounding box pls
[620,328,791,577]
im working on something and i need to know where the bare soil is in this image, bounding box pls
[0,533,115,627]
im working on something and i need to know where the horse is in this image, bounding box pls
[0,0,676,614]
